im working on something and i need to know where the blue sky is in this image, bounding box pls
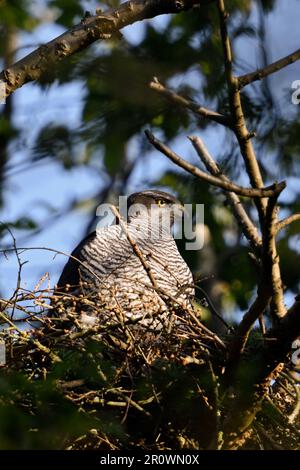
[1,0,300,308]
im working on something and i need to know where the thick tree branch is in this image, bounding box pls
[262,197,286,319]
[223,198,289,447]
[238,48,300,89]
[149,78,232,128]
[226,195,286,366]
[0,0,213,97]
[145,130,286,198]
[222,296,300,449]
[189,135,262,252]
[217,0,267,221]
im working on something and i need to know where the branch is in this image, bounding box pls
[149,78,232,128]
[222,198,290,446]
[276,213,300,233]
[238,48,300,89]
[270,295,300,364]
[189,135,262,252]
[145,130,286,198]
[217,0,267,221]
[222,296,300,449]
[0,245,104,286]
[226,196,286,364]
[262,197,286,318]
[0,0,212,97]
[109,205,158,290]
[0,311,61,363]
[226,291,271,365]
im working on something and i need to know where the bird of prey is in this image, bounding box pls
[54,190,194,330]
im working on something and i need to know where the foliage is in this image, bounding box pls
[0,297,298,450]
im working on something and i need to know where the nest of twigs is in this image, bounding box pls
[0,288,299,450]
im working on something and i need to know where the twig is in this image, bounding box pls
[227,291,270,363]
[0,224,27,320]
[278,371,300,424]
[145,130,285,198]
[206,356,222,449]
[111,389,151,417]
[0,311,61,362]
[238,48,300,89]
[182,303,226,349]
[276,213,300,232]
[0,245,103,286]
[109,205,158,290]
[288,387,300,424]
[264,395,300,437]
[254,422,284,450]
[195,285,233,332]
[128,281,228,349]
[149,78,232,127]
[276,378,296,400]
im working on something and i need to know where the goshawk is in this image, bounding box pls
[54,190,194,329]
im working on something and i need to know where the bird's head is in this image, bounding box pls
[126,190,184,231]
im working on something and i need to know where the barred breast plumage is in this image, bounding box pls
[54,190,194,329]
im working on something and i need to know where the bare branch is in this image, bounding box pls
[262,197,286,318]
[227,197,286,363]
[0,245,103,286]
[109,204,158,290]
[217,0,267,221]
[189,135,262,252]
[222,296,300,450]
[1,224,26,320]
[145,130,286,198]
[238,48,300,89]
[276,213,300,233]
[288,382,300,424]
[227,292,271,363]
[0,311,61,363]
[149,78,232,128]
[0,0,213,97]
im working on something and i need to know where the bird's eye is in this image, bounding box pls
[156,199,166,207]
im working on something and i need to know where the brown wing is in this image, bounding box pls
[55,231,97,294]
